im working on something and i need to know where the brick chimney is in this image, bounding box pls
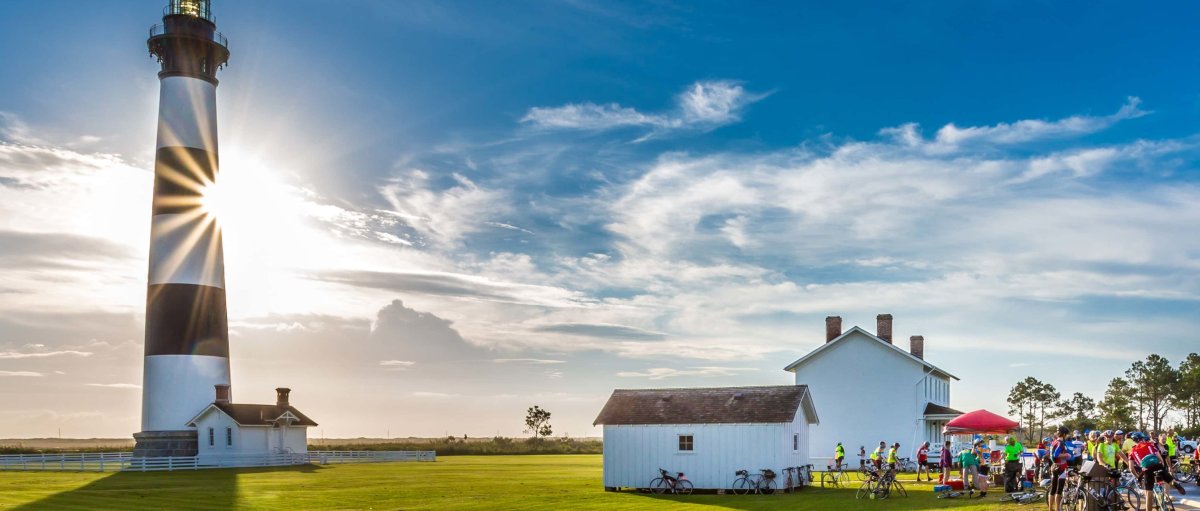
[214,384,231,404]
[910,335,925,360]
[825,316,842,343]
[276,387,291,407]
[876,314,893,343]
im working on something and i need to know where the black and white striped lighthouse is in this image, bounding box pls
[133,0,231,457]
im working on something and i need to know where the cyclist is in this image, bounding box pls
[1096,431,1119,470]
[871,441,885,471]
[1047,426,1072,511]
[1165,430,1178,475]
[1085,430,1099,461]
[1122,431,1185,511]
[961,440,988,497]
[835,442,845,470]
[858,445,866,468]
[1002,435,1025,493]
[887,442,900,471]
[939,440,953,484]
[916,441,931,482]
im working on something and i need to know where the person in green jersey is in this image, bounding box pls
[887,442,900,471]
[1086,431,1099,461]
[1003,436,1026,493]
[871,441,885,471]
[835,442,845,470]
[1096,432,1119,469]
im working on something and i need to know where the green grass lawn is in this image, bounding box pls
[0,455,1024,510]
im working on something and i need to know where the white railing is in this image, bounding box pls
[0,452,133,472]
[308,450,436,464]
[0,450,434,472]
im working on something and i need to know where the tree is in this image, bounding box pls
[1057,392,1097,433]
[1174,353,1200,431]
[524,405,553,440]
[1126,355,1179,432]
[1008,377,1061,443]
[1097,377,1136,430]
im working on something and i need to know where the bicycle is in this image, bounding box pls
[1059,469,1128,511]
[782,467,798,493]
[1116,469,1144,511]
[999,484,1048,505]
[650,468,693,495]
[1149,472,1177,511]
[822,464,847,488]
[1171,459,1196,484]
[896,457,917,473]
[731,468,777,495]
[881,466,907,497]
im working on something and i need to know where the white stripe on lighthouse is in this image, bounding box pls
[156,76,218,151]
[148,213,225,288]
[141,355,230,431]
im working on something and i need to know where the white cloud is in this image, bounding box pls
[493,358,565,365]
[0,350,93,359]
[85,383,140,389]
[520,80,765,135]
[616,366,760,380]
[883,97,1149,153]
[379,360,416,369]
[379,170,510,246]
[0,371,43,377]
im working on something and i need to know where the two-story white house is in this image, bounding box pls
[784,314,961,465]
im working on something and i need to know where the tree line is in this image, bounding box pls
[1007,353,1200,443]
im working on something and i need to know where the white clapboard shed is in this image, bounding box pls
[594,385,818,491]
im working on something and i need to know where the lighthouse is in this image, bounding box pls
[133,0,232,457]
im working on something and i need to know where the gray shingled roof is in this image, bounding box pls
[923,403,963,416]
[593,385,815,426]
[189,403,318,427]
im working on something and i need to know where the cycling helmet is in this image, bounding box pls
[1103,430,1113,436]
[1114,430,1125,436]
[1129,432,1148,442]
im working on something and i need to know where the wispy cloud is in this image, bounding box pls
[85,383,140,389]
[521,80,767,136]
[882,97,1149,152]
[493,358,565,365]
[0,371,43,377]
[616,367,760,380]
[0,350,93,359]
[379,360,416,369]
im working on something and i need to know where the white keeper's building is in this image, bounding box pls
[784,314,961,464]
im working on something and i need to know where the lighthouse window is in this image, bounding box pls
[226,427,233,447]
[207,427,214,447]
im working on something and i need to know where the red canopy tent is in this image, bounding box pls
[942,409,1020,435]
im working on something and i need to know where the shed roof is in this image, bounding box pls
[187,403,318,427]
[923,403,964,417]
[593,385,817,426]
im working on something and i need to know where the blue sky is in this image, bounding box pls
[1,0,1199,438]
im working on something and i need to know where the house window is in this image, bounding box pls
[207,427,214,447]
[793,433,799,451]
[226,427,233,447]
[678,434,694,452]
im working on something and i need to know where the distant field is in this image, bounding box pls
[1,437,602,456]
[0,455,1017,510]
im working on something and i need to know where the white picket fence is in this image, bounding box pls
[0,450,435,472]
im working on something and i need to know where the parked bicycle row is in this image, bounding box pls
[644,465,816,495]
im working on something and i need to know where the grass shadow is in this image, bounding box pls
[11,464,322,511]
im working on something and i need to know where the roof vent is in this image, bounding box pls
[733,392,744,400]
[660,395,672,402]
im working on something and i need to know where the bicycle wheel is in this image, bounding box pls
[1000,492,1017,502]
[856,466,868,481]
[650,478,667,495]
[1118,484,1142,511]
[677,480,693,496]
[821,473,838,488]
[891,480,907,497]
[731,477,750,495]
[1058,488,1079,511]
[761,479,777,495]
[856,480,873,499]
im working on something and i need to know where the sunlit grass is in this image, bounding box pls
[0,455,1022,510]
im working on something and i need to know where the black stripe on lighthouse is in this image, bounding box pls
[145,283,229,357]
[151,146,219,215]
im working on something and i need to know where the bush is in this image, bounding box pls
[311,437,602,456]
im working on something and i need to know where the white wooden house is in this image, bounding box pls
[784,314,961,464]
[187,386,317,463]
[593,385,818,490]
